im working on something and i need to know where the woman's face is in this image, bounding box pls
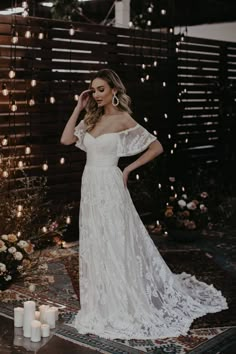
[91,78,115,108]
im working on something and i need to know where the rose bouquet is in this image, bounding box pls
[0,233,34,290]
[163,191,209,232]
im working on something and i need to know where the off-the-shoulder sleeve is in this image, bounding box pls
[117,124,157,157]
[74,119,87,152]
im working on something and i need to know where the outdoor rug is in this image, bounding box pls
[0,246,235,353]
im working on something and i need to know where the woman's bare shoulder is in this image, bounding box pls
[120,112,138,130]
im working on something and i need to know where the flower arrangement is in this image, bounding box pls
[0,233,34,290]
[163,190,209,232]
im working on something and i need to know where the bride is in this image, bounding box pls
[60,68,228,340]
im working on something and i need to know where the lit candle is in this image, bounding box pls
[14,307,24,327]
[39,305,49,324]
[31,320,41,342]
[45,308,56,329]
[41,323,50,337]
[23,301,36,337]
[50,306,59,321]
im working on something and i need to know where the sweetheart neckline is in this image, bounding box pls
[86,123,139,140]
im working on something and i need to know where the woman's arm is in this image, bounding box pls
[60,89,92,145]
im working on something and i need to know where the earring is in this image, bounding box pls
[112,93,119,106]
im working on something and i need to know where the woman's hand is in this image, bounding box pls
[76,89,94,111]
[123,166,132,187]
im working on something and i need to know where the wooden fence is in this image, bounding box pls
[0,15,235,203]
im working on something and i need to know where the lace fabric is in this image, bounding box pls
[71,120,229,340]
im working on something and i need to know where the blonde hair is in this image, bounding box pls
[84,69,132,131]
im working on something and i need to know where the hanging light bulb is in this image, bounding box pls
[25,145,31,154]
[42,226,47,233]
[144,117,148,122]
[2,83,9,96]
[2,170,9,178]
[11,30,19,44]
[169,27,173,33]
[153,60,158,67]
[25,29,31,38]
[174,193,178,198]
[60,157,65,164]
[30,78,37,87]
[145,74,149,80]
[170,185,174,190]
[2,136,8,146]
[42,162,48,171]
[185,138,188,143]
[74,94,79,101]
[147,20,152,26]
[69,25,75,36]
[10,100,17,112]
[148,6,153,13]
[161,9,166,15]
[18,160,24,168]
[168,134,171,139]
[17,211,22,218]
[29,96,35,106]
[66,216,71,224]
[174,143,177,148]
[164,113,168,119]
[17,231,21,237]
[129,21,133,28]
[142,63,146,69]
[140,77,145,83]
[17,205,23,212]
[158,183,162,189]
[162,81,166,87]
[136,174,140,180]
[182,186,185,192]
[38,29,44,39]
[153,130,157,136]
[49,95,55,104]
[9,68,16,79]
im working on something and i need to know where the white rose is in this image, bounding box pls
[1,234,8,241]
[14,252,23,261]
[181,194,188,200]
[187,202,197,210]
[0,263,7,272]
[0,243,7,252]
[178,199,186,208]
[17,240,29,248]
[8,247,17,254]
[17,265,23,271]
[4,275,12,281]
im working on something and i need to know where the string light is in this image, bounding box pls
[158,183,162,189]
[168,134,171,139]
[17,211,22,218]
[66,216,71,224]
[30,79,37,87]
[25,145,31,154]
[156,220,160,225]
[153,130,157,135]
[17,231,21,237]
[38,28,44,39]
[9,68,16,79]
[25,29,31,38]
[161,9,166,15]
[42,162,48,171]
[164,113,168,119]
[60,157,65,164]
[142,64,146,69]
[144,117,148,122]
[10,100,17,112]
[136,174,140,180]
[147,20,152,26]
[2,170,9,178]
[29,96,35,106]
[17,205,23,211]
[140,77,145,83]
[18,160,24,168]
[145,74,149,80]
[2,136,8,146]
[185,138,188,143]
[74,94,79,101]
[69,25,75,36]
[22,1,28,9]
[49,95,55,104]
[11,29,19,44]
[162,81,166,87]
[42,226,47,233]
[128,21,133,28]
[2,83,9,96]
[174,143,177,148]
[153,60,158,67]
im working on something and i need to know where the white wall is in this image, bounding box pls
[181,21,236,43]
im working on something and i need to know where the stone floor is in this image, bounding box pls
[0,224,235,354]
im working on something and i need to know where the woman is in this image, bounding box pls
[60,68,228,340]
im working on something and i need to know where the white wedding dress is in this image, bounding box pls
[72,119,228,340]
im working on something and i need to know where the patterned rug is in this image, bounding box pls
[0,246,235,354]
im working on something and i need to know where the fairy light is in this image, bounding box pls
[158,183,162,189]
[136,174,140,180]
[153,130,157,136]
[17,231,21,237]
[31,79,37,87]
[145,74,149,80]
[11,30,19,44]
[42,162,48,171]
[29,97,35,106]
[162,81,166,87]
[74,94,79,101]
[140,77,145,83]
[161,9,166,15]
[148,6,153,13]
[2,170,9,178]
[185,138,189,143]
[17,205,23,211]
[164,113,168,119]
[153,60,158,67]
[60,157,65,164]
[170,149,174,154]
[168,134,171,139]
[9,68,16,79]
[2,136,8,146]
[144,117,148,122]
[42,226,47,233]
[17,211,22,217]
[66,216,71,224]
[129,21,133,28]
[156,220,160,225]
[169,27,173,33]
[25,29,31,38]
[18,160,24,168]
[25,145,31,154]
[142,64,146,69]
[170,185,174,190]
[69,25,75,36]
[182,186,185,192]
[147,20,152,26]
[174,193,178,198]
[2,83,9,96]
[174,143,177,148]
[10,100,17,112]
[38,29,44,39]
[49,95,55,104]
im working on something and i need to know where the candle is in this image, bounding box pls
[14,307,24,327]
[41,323,50,337]
[23,301,36,338]
[31,320,41,342]
[45,308,56,329]
[39,304,49,324]
[50,306,59,321]
[35,311,40,320]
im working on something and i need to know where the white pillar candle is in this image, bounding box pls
[41,323,50,337]
[14,307,24,327]
[31,320,41,342]
[23,301,36,337]
[45,308,56,329]
[39,304,49,324]
[50,306,59,321]
[35,310,40,320]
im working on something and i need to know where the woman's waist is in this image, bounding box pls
[85,155,119,167]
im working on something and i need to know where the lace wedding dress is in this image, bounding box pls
[72,119,228,340]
